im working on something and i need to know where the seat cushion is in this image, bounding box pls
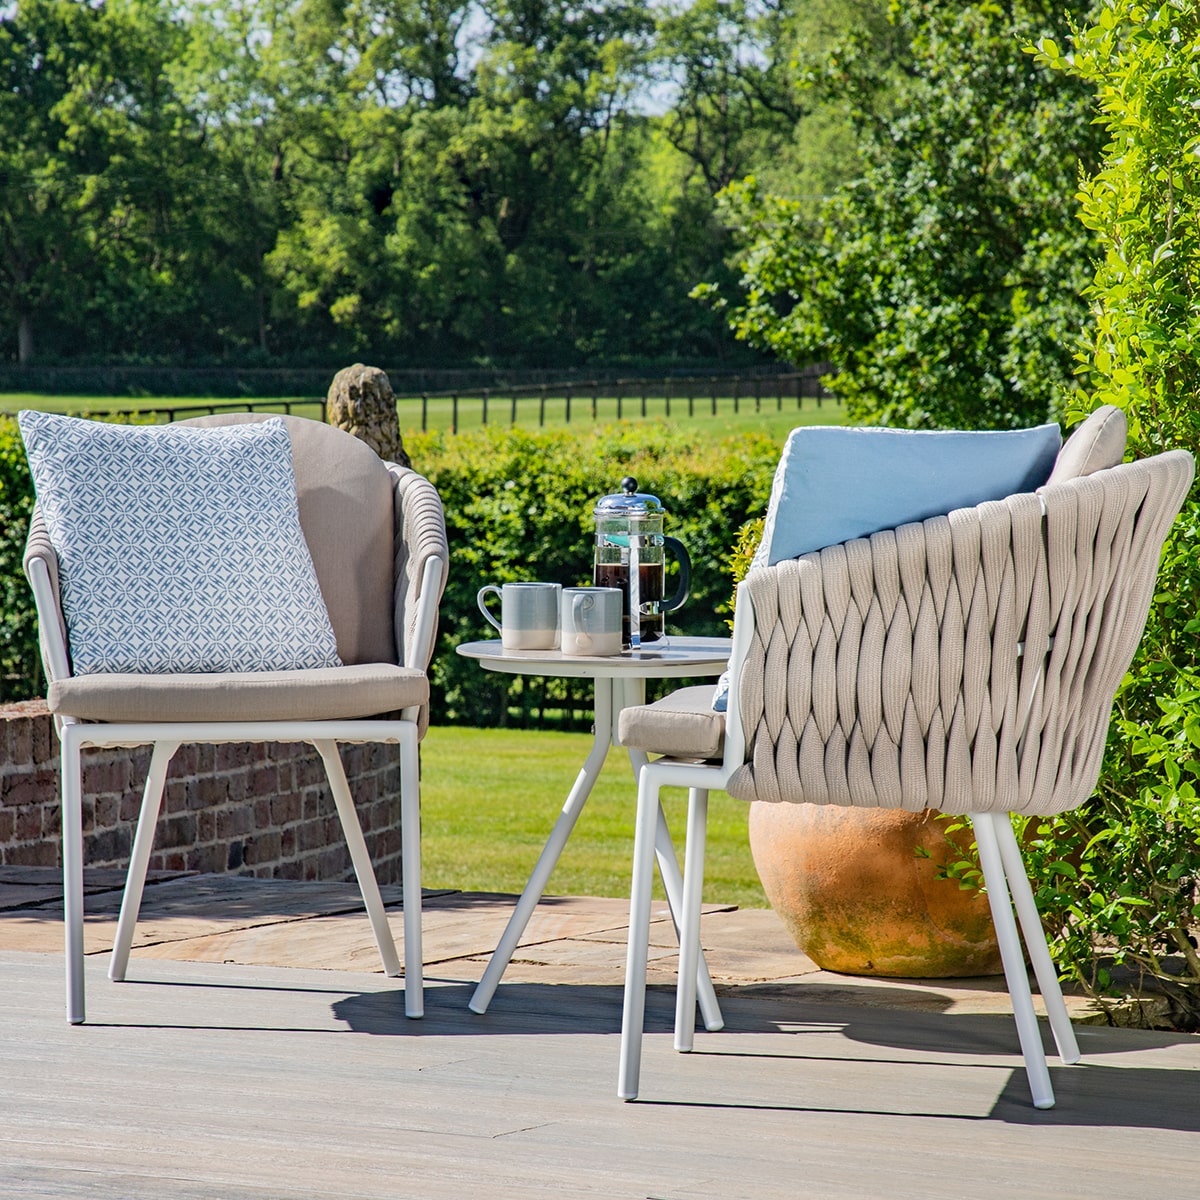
[48,663,427,723]
[19,412,341,675]
[754,422,1062,566]
[618,685,725,759]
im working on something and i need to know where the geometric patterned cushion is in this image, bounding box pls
[18,411,342,675]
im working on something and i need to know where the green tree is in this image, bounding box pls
[702,0,1104,429]
[262,0,736,365]
[0,0,256,363]
[650,0,807,197]
[650,0,895,203]
[1024,1,1200,1025]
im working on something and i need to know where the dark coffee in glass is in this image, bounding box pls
[593,561,665,645]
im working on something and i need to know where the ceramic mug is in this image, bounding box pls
[560,586,623,657]
[477,582,561,650]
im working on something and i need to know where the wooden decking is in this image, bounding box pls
[0,869,1196,1198]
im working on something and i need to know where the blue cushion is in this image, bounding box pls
[713,420,1064,711]
[712,668,730,713]
[753,423,1062,567]
[20,411,342,676]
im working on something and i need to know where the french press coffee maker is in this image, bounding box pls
[593,477,691,648]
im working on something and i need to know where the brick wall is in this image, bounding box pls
[0,700,405,884]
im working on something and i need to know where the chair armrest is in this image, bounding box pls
[386,463,449,739]
[387,463,449,671]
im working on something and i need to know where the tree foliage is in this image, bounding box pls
[1023,0,1200,1026]
[0,0,222,363]
[702,0,1105,429]
[3,0,875,369]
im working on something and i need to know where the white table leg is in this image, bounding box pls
[617,679,724,1033]
[469,678,616,1015]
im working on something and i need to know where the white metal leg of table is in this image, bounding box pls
[468,675,724,1030]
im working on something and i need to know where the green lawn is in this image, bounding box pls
[0,394,325,421]
[0,391,846,443]
[419,725,768,909]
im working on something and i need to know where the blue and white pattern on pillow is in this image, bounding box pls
[19,411,342,675]
[711,668,730,713]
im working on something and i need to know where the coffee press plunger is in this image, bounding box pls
[593,477,691,648]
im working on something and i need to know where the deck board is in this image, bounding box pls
[0,871,1197,1197]
[0,951,1196,1199]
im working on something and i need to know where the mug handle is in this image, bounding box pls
[571,592,594,649]
[663,536,691,613]
[477,584,503,634]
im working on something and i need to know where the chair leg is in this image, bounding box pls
[61,726,86,1025]
[991,813,1081,1064]
[618,762,663,1100]
[973,813,1056,1109]
[398,723,423,1019]
[110,741,180,982]
[313,740,402,980]
[651,795,724,1033]
[673,788,708,1053]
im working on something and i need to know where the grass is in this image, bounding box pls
[419,725,768,909]
[0,391,846,443]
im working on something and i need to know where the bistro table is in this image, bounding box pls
[456,636,731,1028]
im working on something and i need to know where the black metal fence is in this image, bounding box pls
[68,366,832,430]
[0,360,801,398]
[407,367,830,433]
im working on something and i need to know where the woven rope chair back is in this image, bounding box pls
[727,451,1194,817]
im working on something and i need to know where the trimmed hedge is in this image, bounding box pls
[0,418,37,700]
[409,424,778,726]
[0,418,779,723]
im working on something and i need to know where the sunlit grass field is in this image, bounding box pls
[419,725,768,909]
[0,390,847,444]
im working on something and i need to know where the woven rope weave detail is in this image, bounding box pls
[390,466,449,740]
[726,452,1194,816]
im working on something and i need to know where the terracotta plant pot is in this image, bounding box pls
[748,802,1003,977]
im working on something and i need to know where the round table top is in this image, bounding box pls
[455,635,731,680]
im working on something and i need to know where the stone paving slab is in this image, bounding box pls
[0,867,1110,1022]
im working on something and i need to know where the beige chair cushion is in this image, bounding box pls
[48,664,428,723]
[618,685,726,760]
[1045,405,1127,485]
[181,414,397,667]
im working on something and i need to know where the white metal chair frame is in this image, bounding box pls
[617,445,1200,1109]
[618,580,1079,1108]
[26,465,446,1027]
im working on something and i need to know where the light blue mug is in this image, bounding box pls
[560,587,623,656]
[477,582,561,650]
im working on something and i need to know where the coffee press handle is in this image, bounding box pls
[663,536,691,613]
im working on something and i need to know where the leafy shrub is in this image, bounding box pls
[1025,4,1200,1027]
[0,417,39,700]
[409,424,779,726]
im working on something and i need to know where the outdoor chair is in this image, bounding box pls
[615,411,1193,1108]
[21,412,448,1025]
